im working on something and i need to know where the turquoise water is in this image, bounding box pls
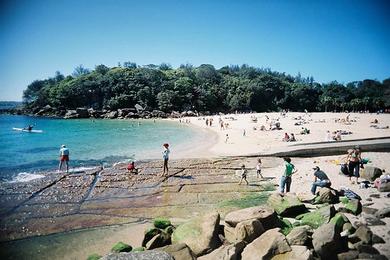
[0,115,206,180]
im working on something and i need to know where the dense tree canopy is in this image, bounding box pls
[23,63,390,113]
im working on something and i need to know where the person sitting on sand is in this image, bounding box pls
[127,161,138,174]
[289,133,296,142]
[346,145,362,183]
[300,127,310,134]
[280,157,297,193]
[311,166,331,194]
[256,158,263,178]
[283,133,290,142]
[238,164,249,185]
[371,119,379,124]
[162,143,170,176]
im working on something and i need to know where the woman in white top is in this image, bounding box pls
[256,158,263,178]
[162,143,170,176]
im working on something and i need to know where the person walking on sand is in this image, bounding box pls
[311,166,331,194]
[238,164,249,185]
[346,145,362,184]
[225,134,229,143]
[256,158,263,179]
[58,145,70,172]
[280,157,297,193]
[162,143,170,176]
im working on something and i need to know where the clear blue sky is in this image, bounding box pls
[1,0,389,101]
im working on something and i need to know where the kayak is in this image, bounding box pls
[12,128,43,133]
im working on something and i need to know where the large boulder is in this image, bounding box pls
[296,205,336,229]
[271,245,313,260]
[241,228,291,260]
[361,166,383,181]
[224,206,279,229]
[267,193,307,217]
[339,199,362,215]
[101,251,174,260]
[76,107,89,118]
[157,243,196,260]
[314,187,338,204]
[286,225,311,246]
[197,241,246,260]
[312,222,345,259]
[224,219,264,243]
[171,212,221,256]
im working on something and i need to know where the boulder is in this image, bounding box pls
[101,251,174,260]
[224,206,279,229]
[339,199,362,215]
[361,166,383,181]
[314,187,338,204]
[146,232,171,250]
[111,242,132,253]
[271,245,313,260]
[76,107,89,118]
[197,241,246,260]
[64,110,78,119]
[286,225,311,246]
[312,222,345,259]
[337,250,359,260]
[375,207,390,218]
[224,219,265,243]
[153,218,172,229]
[267,193,307,217]
[241,228,291,260]
[106,111,118,119]
[171,212,221,256]
[157,243,196,260]
[296,205,336,229]
[354,225,372,244]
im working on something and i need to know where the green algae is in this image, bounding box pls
[87,253,102,260]
[153,218,172,229]
[280,218,293,236]
[218,192,270,209]
[111,241,132,253]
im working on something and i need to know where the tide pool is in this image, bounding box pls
[0,115,208,181]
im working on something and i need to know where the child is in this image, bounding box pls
[280,157,297,193]
[256,158,263,178]
[238,164,249,185]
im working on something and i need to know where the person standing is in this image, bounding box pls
[58,145,70,172]
[280,157,297,193]
[162,143,170,176]
[346,145,362,183]
[238,164,249,185]
[311,166,331,194]
[256,158,263,178]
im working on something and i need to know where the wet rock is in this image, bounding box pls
[171,212,221,256]
[337,250,359,260]
[224,206,279,229]
[111,242,132,253]
[361,166,383,181]
[271,245,313,260]
[267,193,307,217]
[241,228,291,260]
[296,205,336,229]
[101,251,174,260]
[314,187,338,204]
[312,222,345,259]
[286,225,311,246]
[339,199,362,215]
[157,243,196,260]
[197,241,246,260]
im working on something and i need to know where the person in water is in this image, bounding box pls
[280,157,297,193]
[58,145,70,172]
[24,124,34,131]
[162,143,170,176]
[311,166,331,194]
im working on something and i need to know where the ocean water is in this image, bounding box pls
[0,115,208,181]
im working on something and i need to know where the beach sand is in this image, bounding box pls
[179,112,390,157]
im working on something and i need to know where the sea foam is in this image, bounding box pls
[8,172,45,183]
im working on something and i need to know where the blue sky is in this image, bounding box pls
[0,0,389,101]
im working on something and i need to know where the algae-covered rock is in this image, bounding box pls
[87,253,102,260]
[280,218,293,236]
[101,251,173,260]
[267,193,307,217]
[111,241,132,253]
[154,217,172,229]
[142,228,162,247]
[171,212,221,256]
[132,247,145,252]
[296,205,335,229]
[329,212,348,231]
[224,206,279,229]
[339,199,362,215]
